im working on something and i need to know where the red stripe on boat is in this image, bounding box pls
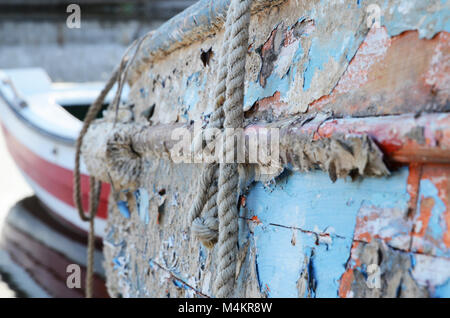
[1,125,109,219]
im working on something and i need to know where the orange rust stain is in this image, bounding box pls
[258,91,283,109]
[308,94,333,112]
[308,29,449,116]
[284,28,295,47]
[309,26,391,112]
[338,269,355,298]
[354,211,394,244]
[261,28,277,54]
[356,232,373,243]
[361,30,438,110]
[354,208,378,243]
[314,119,339,139]
[251,215,262,224]
[423,32,450,93]
[377,234,391,243]
[407,163,423,217]
[250,91,287,116]
[240,195,247,208]
[338,242,361,298]
[414,196,435,239]
[374,130,404,155]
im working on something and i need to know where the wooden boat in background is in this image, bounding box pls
[0,68,128,297]
[0,68,120,237]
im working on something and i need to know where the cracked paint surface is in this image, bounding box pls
[101,0,450,298]
[412,165,450,258]
[244,167,410,297]
[128,0,449,123]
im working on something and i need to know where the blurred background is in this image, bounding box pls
[0,0,195,297]
[0,0,196,82]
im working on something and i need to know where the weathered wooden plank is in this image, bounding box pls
[128,0,449,122]
[244,167,410,297]
[411,164,450,258]
[98,0,450,298]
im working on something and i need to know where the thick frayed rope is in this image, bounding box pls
[188,0,252,298]
[187,0,236,244]
[215,0,251,298]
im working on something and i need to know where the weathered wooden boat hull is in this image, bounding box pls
[84,0,449,298]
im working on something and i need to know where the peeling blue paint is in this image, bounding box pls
[117,200,130,219]
[243,0,449,111]
[244,72,291,110]
[434,278,450,297]
[303,29,359,91]
[410,254,450,297]
[382,0,450,39]
[105,227,126,248]
[183,72,206,119]
[139,87,148,99]
[135,188,150,225]
[410,253,416,268]
[172,279,190,290]
[112,241,129,274]
[417,179,448,257]
[298,5,364,92]
[245,167,410,297]
[199,246,207,270]
[244,19,306,110]
[112,257,122,269]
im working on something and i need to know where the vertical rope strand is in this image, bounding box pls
[188,2,236,240]
[85,177,101,298]
[214,0,252,298]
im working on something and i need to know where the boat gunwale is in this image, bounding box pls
[129,0,287,80]
[0,89,76,146]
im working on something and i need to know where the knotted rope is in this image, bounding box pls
[75,0,251,298]
[188,0,252,298]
